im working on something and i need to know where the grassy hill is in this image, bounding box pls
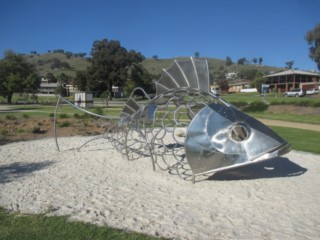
[25,52,91,78]
[24,52,284,79]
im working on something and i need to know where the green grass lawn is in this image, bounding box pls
[0,208,162,240]
[270,126,320,154]
[249,112,320,124]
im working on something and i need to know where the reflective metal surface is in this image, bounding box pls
[54,57,290,183]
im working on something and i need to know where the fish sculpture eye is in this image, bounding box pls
[230,123,249,142]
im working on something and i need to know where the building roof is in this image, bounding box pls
[40,83,58,87]
[228,79,251,86]
[264,69,319,78]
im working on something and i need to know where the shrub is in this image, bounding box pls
[311,101,320,107]
[0,129,8,141]
[5,115,17,121]
[73,113,80,119]
[59,121,71,127]
[32,126,45,134]
[22,113,30,119]
[59,113,68,118]
[230,101,247,108]
[73,112,90,119]
[243,101,268,112]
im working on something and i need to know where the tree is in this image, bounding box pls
[54,84,67,96]
[0,50,39,104]
[152,55,159,60]
[88,39,144,96]
[75,71,88,91]
[225,56,233,66]
[237,69,262,80]
[252,58,258,64]
[305,23,320,70]
[251,76,265,92]
[237,57,248,65]
[285,61,294,69]
[258,57,263,65]
[194,52,200,58]
[46,73,57,82]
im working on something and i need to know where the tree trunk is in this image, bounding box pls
[7,92,13,104]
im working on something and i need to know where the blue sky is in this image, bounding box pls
[1,0,319,70]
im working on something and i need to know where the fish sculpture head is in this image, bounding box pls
[185,102,291,175]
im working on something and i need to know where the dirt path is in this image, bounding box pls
[258,118,320,132]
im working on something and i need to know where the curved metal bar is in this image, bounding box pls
[129,87,152,101]
[58,96,118,120]
[54,95,62,152]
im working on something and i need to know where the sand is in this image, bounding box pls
[0,136,319,239]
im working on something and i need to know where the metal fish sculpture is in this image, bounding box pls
[54,57,290,182]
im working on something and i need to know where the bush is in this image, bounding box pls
[5,115,17,121]
[243,101,268,112]
[73,113,80,119]
[230,101,247,108]
[311,101,320,107]
[22,113,30,119]
[0,129,8,141]
[73,113,90,119]
[59,113,68,118]
[59,121,71,127]
[32,126,45,134]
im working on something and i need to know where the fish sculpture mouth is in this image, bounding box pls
[54,57,291,183]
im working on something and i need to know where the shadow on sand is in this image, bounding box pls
[209,157,307,181]
[0,160,54,184]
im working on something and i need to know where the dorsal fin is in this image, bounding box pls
[120,87,150,120]
[155,57,209,96]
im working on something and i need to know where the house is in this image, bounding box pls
[225,72,237,80]
[38,78,57,94]
[38,78,78,96]
[228,80,257,93]
[264,70,320,93]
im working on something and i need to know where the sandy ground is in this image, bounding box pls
[0,136,320,240]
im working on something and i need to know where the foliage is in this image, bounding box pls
[54,84,67,96]
[87,39,145,96]
[305,23,320,70]
[217,79,229,92]
[0,50,39,104]
[225,56,233,66]
[32,126,45,133]
[237,57,248,65]
[242,101,269,112]
[74,70,88,91]
[237,68,262,80]
[251,76,265,92]
[285,60,294,69]
[59,121,71,127]
[22,113,30,119]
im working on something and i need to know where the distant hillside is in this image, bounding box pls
[24,52,284,79]
[25,52,91,78]
[142,57,284,79]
